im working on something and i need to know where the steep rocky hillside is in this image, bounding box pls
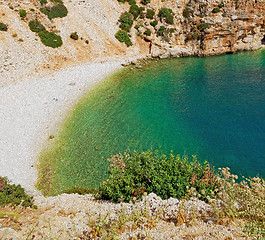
[0,0,264,85]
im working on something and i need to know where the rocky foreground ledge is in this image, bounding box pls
[0,193,248,239]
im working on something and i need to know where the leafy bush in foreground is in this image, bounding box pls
[0,176,35,208]
[98,150,218,202]
[38,30,63,48]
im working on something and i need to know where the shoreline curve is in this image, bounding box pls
[0,61,123,196]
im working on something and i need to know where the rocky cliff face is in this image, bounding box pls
[0,0,264,84]
[149,0,265,58]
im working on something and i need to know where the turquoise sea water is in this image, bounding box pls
[39,50,265,193]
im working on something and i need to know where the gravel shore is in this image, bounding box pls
[0,61,122,195]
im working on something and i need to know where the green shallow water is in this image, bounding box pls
[38,50,265,195]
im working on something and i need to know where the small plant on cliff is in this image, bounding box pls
[118,12,134,32]
[127,0,136,5]
[158,8,174,24]
[212,7,221,13]
[38,30,63,48]
[141,0,151,5]
[40,0,68,20]
[129,4,140,20]
[40,0,47,5]
[98,150,218,203]
[144,28,151,36]
[150,20,158,27]
[115,30,132,47]
[0,176,36,208]
[146,9,155,19]
[0,22,7,31]
[19,9,27,18]
[29,20,45,33]
[197,22,209,31]
[156,25,166,36]
[70,32,78,40]
[183,7,193,18]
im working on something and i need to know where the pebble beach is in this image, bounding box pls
[0,61,122,195]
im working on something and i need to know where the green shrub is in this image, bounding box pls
[141,0,151,5]
[127,0,136,5]
[19,9,27,18]
[144,28,151,36]
[158,8,174,24]
[185,32,200,42]
[156,25,166,36]
[183,7,193,18]
[146,9,155,19]
[98,150,218,203]
[118,12,134,32]
[40,0,47,4]
[40,1,68,20]
[150,20,158,27]
[129,4,140,20]
[29,20,45,33]
[0,22,7,31]
[197,22,210,31]
[115,30,132,47]
[218,3,224,8]
[0,176,36,208]
[139,7,145,19]
[70,31,78,40]
[212,7,220,13]
[38,30,63,48]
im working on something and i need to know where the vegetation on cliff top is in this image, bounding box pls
[1,148,265,238]
[0,177,35,208]
[97,150,265,238]
[115,0,175,46]
[98,151,218,203]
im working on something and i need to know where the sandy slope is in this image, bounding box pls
[0,61,122,195]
